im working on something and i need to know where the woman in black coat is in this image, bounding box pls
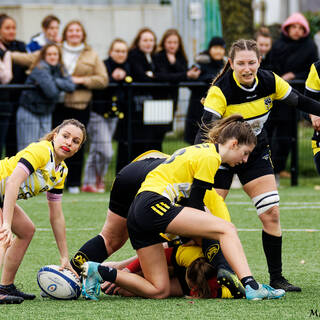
[267,12,319,179]
[116,27,158,171]
[0,14,27,157]
[153,29,200,142]
[184,36,226,144]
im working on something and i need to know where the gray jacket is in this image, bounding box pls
[19,60,75,115]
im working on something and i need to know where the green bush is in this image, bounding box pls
[303,11,320,38]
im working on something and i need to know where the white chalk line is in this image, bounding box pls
[36,227,320,232]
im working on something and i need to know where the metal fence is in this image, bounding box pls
[0,79,314,187]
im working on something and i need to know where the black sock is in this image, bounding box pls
[202,238,233,273]
[98,265,117,283]
[70,235,109,275]
[262,230,282,281]
[241,276,259,290]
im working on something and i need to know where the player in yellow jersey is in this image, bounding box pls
[70,150,235,293]
[82,114,285,301]
[0,119,86,304]
[305,60,320,173]
[194,39,320,292]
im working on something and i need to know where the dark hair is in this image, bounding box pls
[108,38,128,55]
[186,258,216,298]
[130,27,157,54]
[31,43,64,74]
[157,28,188,63]
[204,114,257,146]
[212,39,259,85]
[0,13,14,29]
[42,14,60,30]
[41,119,87,146]
[62,20,87,44]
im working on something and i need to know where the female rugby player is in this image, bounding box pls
[0,119,86,304]
[195,39,320,292]
[305,60,320,173]
[82,114,285,301]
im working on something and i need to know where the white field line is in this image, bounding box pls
[36,227,320,232]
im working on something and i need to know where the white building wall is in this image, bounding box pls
[0,4,173,59]
[254,0,302,26]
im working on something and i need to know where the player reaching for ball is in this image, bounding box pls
[0,119,86,304]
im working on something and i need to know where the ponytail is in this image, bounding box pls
[204,114,257,146]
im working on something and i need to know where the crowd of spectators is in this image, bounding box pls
[0,12,318,193]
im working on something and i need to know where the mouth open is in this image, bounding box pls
[61,146,70,152]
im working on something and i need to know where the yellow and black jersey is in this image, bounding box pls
[306,61,320,93]
[0,140,68,200]
[203,69,291,143]
[138,144,220,203]
[305,61,320,151]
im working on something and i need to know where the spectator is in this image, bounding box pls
[52,20,108,194]
[255,26,273,70]
[154,28,200,145]
[184,36,226,144]
[116,27,157,172]
[16,44,75,151]
[82,38,130,193]
[268,12,318,180]
[26,15,61,53]
[0,42,12,157]
[0,13,27,157]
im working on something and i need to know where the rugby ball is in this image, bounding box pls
[37,265,81,300]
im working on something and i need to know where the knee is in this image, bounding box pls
[19,223,36,242]
[152,286,170,299]
[103,234,127,256]
[261,206,280,224]
[252,191,280,217]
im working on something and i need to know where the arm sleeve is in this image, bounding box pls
[283,88,320,116]
[187,178,213,211]
[55,75,76,93]
[30,68,61,99]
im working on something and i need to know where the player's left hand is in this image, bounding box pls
[59,257,79,278]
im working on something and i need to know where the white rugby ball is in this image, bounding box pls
[37,265,81,300]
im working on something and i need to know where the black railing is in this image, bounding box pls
[0,80,306,186]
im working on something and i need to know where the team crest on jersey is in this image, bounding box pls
[264,97,272,110]
[205,244,220,262]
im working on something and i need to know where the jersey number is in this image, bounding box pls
[164,148,186,164]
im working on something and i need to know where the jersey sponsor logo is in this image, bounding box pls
[246,94,257,99]
[264,97,272,111]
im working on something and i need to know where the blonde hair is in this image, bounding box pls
[204,114,257,146]
[62,20,87,44]
[41,119,86,146]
